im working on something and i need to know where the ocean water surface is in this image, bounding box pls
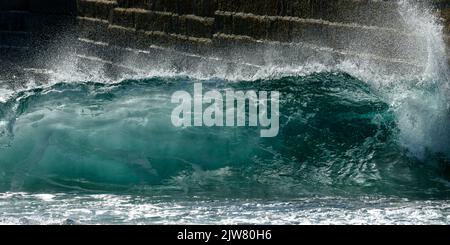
[0,71,449,224]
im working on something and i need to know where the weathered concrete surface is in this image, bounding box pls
[73,0,434,68]
[1,0,450,78]
[434,0,450,61]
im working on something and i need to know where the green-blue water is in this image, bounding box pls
[0,72,449,224]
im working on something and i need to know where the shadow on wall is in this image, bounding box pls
[73,0,434,79]
[1,0,449,81]
[0,0,77,71]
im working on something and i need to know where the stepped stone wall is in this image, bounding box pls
[1,0,450,77]
[74,0,440,71]
[76,0,408,46]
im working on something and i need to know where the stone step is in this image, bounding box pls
[108,8,215,38]
[78,8,427,64]
[75,37,259,80]
[213,32,423,76]
[116,0,148,9]
[0,31,31,47]
[115,0,217,17]
[77,0,118,20]
[78,16,214,53]
[77,16,110,43]
[106,24,212,53]
[217,0,404,29]
[215,11,427,62]
[134,10,214,38]
[0,11,32,31]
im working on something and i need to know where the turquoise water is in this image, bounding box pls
[0,72,449,224]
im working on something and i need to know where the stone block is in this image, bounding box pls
[299,0,403,28]
[216,0,228,11]
[135,10,173,32]
[193,0,216,17]
[153,0,177,12]
[217,0,242,13]
[175,14,187,34]
[135,30,155,48]
[96,1,117,20]
[310,0,331,20]
[117,0,152,9]
[134,9,152,30]
[177,0,194,15]
[265,0,280,16]
[215,11,233,34]
[267,16,291,42]
[232,13,268,40]
[241,0,267,15]
[183,15,213,38]
[284,0,313,18]
[108,24,137,47]
[290,18,324,45]
[155,11,173,32]
[77,17,110,42]
[77,0,97,18]
[217,0,315,16]
[111,8,135,28]
[148,30,167,46]
[232,12,249,36]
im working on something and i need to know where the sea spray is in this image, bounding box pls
[393,0,450,160]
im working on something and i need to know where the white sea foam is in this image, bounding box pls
[390,0,450,159]
[0,192,448,224]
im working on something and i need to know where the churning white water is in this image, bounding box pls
[390,0,450,160]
